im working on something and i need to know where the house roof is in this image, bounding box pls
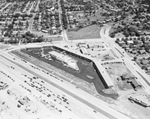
[121,73,135,79]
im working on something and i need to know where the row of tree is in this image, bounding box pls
[0,31,45,44]
[60,0,68,29]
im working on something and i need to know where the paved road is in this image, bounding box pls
[100,25,150,94]
[0,2,11,12]
[62,30,70,42]
[0,53,108,119]
[28,13,36,31]
[0,55,79,119]
[0,51,132,119]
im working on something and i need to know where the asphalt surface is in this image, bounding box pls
[20,46,119,98]
[1,54,124,119]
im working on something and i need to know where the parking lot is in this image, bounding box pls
[20,46,118,98]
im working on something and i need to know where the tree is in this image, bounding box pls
[26,21,29,28]
[123,30,129,37]
[25,36,32,43]
[0,37,4,42]
[8,24,13,29]
[28,14,33,18]
[130,32,135,36]
[1,29,4,35]
[146,37,150,40]
[133,56,137,61]
[14,13,20,18]
[116,38,120,42]
[109,33,115,38]
[4,32,9,37]
[141,36,145,42]
[18,21,23,26]
[35,36,44,42]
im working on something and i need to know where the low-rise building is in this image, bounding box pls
[49,51,79,71]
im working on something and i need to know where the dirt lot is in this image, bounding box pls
[67,25,101,40]
[102,62,134,90]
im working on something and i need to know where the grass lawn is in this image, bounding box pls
[67,25,101,40]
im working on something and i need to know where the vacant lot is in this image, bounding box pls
[67,25,101,40]
[102,62,134,90]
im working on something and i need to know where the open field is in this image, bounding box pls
[94,49,118,61]
[102,62,136,90]
[67,25,101,40]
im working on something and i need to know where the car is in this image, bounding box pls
[41,29,48,33]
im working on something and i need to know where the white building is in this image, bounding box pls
[49,51,79,71]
